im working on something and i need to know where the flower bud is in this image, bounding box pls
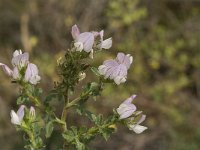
[79,72,86,81]
[29,106,36,118]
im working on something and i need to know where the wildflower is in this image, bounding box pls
[71,24,94,52]
[10,105,25,125]
[129,115,147,134]
[98,52,133,84]
[97,30,112,49]
[0,50,30,80]
[29,106,36,118]
[25,63,41,85]
[117,95,137,119]
[11,50,29,68]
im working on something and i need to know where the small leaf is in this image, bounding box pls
[62,130,74,142]
[75,139,85,150]
[17,96,27,105]
[45,121,54,138]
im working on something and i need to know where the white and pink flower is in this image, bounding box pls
[0,50,41,85]
[117,95,137,119]
[10,105,25,125]
[98,52,133,84]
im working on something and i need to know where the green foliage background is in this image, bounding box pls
[0,0,199,149]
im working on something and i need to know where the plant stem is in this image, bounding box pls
[66,90,91,108]
[61,89,69,150]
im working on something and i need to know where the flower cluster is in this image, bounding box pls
[1,24,147,149]
[117,95,147,134]
[0,50,40,84]
[98,53,133,85]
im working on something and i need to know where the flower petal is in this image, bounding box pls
[136,115,146,125]
[10,110,21,125]
[12,52,29,67]
[131,125,148,134]
[103,60,118,67]
[116,53,132,69]
[12,67,20,79]
[123,95,137,104]
[13,50,22,57]
[77,32,94,52]
[71,24,80,39]
[117,103,136,119]
[101,38,112,49]
[0,63,13,76]
[25,63,40,84]
[17,105,25,122]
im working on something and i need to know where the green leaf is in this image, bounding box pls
[71,126,78,135]
[45,121,54,138]
[75,139,85,150]
[17,96,27,105]
[62,130,75,142]
[102,132,110,141]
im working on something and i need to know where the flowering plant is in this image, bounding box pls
[0,25,147,150]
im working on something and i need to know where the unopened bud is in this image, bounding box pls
[29,106,36,118]
[79,72,86,81]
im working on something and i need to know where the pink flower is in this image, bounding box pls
[71,25,94,52]
[98,52,133,85]
[11,50,29,68]
[129,115,148,134]
[0,50,41,84]
[117,95,137,119]
[25,63,41,85]
[10,105,25,125]
[0,50,29,80]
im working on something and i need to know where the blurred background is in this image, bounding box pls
[0,0,200,149]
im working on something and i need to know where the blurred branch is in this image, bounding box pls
[20,12,31,52]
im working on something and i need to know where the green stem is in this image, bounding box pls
[66,90,91,108]
[22,125,38,149]
[61,89,69,150]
